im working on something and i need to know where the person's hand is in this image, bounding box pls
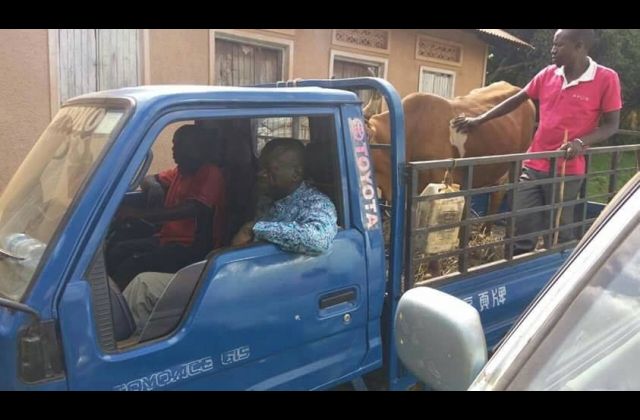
[451,114,483,134]
[146,183,165,208]
[231,221,256,246]
[142,176,165,208]
[559,139,585,160]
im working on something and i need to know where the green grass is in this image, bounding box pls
[586,152,638,202]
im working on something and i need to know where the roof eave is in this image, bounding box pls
[471,29,535,50]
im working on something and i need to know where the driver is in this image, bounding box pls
[106,124,226,290]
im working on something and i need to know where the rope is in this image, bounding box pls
[442,158,457,187]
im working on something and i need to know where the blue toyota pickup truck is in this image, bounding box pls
[0,78,637,390]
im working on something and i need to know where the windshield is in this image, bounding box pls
[507,218,640,390]
[0,104,126,301]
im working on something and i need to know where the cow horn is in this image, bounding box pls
[363,91,382,121]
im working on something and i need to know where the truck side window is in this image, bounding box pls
[254,115,343,227]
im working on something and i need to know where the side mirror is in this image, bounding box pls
[395,287,487,391]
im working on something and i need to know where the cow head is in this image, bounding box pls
[364,118,377,143]
[363,111,393,203]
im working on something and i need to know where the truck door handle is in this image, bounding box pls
[319,289,357,309]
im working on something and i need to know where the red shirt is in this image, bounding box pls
[524,59,622,175]
[157,164,226,248]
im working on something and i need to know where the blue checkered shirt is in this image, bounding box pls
[253,182,338,255]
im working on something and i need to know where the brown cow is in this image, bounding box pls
[365,81,536,211]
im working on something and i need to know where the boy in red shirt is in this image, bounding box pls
[107,124,226,289]
[453,29,622,254]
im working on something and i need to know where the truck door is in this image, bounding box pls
[56,106,376,390]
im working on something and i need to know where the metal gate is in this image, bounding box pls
[401,142,640,290]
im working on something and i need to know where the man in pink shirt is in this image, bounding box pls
[453,29,622,254]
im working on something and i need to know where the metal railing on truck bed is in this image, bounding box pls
[402,142,640,290]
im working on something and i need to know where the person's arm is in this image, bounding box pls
[561,110,621,159]
[141,174,167,207]
[253,199,338,255]
[451,90,531,133]
[126,164,221,224]
[231,221,256,246]
[141,174,169,193]
[563,70,623,159]
[119,199,206,223]
[583,110,622,146]
[116,174,164,220]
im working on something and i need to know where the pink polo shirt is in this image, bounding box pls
[523,58,622,175]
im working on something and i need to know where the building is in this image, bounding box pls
[0,29,529,191]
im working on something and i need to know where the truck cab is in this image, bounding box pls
[0,83,395,390]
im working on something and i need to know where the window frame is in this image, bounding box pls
[209,30,293,86]
[418,65,457,98]
[329,49,388,80]
[48,29,148,118]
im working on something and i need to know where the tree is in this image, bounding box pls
[593,30,640,129]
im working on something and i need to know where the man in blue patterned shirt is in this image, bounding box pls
[231,138,338,254]
[123,138,338,332]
